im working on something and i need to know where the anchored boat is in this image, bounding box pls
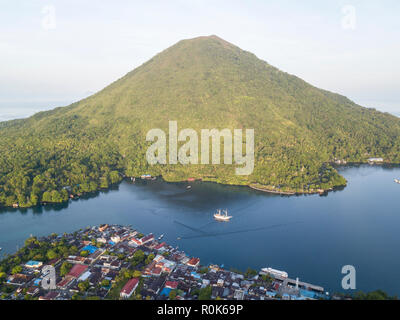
[394,179,400,184]
[213,209,232,222]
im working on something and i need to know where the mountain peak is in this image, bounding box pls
[177,35,237,50]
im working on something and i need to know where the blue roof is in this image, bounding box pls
[300,289,319,299]
[82,245,98,254]
[160,288,172,296]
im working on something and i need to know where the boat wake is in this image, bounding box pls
[175,221,304,240]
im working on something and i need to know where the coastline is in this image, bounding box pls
[2,161,398,209]
[0,224,329,300]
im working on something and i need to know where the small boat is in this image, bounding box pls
[394,179,400,184]
[186,186,192,189]
[214,209,232,222]
[177,237,181,240]
[158,234,164,240]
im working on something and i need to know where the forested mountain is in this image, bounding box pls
[1,35,400,207]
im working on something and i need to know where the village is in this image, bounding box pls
[0,224,330,301]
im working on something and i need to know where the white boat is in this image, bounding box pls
[394,179,400,184]
[214,209,232,222]
[158,234,164,240]
[261,267,288,278]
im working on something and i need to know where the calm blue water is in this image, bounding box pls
[1,165,400,295]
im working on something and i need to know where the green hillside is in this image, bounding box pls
[1,35,400,207]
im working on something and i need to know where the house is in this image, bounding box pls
[151,267,162,277]
[120,278,139,299]
[7,274,33,286]
[25,260,43,269]
[111,235,121,243]
[129,238,142,247]
[97,237,108,244]
[186,258,200,268]
[39,291,60,300]
[81,245,98,254]
[26,286,39,297]
[57,276,75,289]
[140,233,154,245]
[78,271,91,282]
[164,281,178,290]
[153,255,164,263]
[154,242,166,251]
[67,264,88,279]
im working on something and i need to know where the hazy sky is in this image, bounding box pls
[0,0,399,120]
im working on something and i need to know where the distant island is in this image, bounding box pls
[2,35,400,208]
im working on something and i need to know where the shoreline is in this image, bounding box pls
[2,161,399,209]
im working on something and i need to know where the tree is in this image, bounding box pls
[46,249,58,260]
[78,280,90,292]
[11,266,22,275]
[60,262,72,277]
[80,250,89,257]
[101,279,110,287]
[131,250,145,266]
[198,286,212,300]
[244,268,258,278]
[145,253,155,265]
[0,272,6,284]
[169,290,177,300]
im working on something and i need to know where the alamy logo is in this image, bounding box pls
[341,265,356,290]
[146,121,254,175]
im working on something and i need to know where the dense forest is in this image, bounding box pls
[1,35,400,207]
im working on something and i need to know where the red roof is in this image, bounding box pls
[154,242,166,250]
[165,281,178,289]
[187,258,200,266]
[121,278,139,295]
[151,267,162,276]
[57,277,74,288]
[141,233,154,243]
[67,264,88,278]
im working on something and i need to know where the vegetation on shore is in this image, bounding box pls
[1,35,400,208]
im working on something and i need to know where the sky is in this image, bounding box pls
[0,0,399,120]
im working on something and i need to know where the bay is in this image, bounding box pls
[1,165,399,295]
